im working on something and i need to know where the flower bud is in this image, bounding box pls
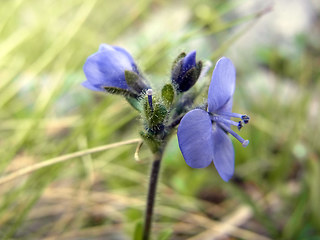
[82,44,149,96]
[171,51,202,92]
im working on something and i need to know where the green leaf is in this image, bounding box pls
[161,84,174,107]
[157,229,173,240]
[133,220,143,240]
[283,192,308,239]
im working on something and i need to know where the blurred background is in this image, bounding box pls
[0,0,319,239]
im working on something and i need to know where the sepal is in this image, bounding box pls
[140,131,161,153]
[171,52,187,85]
[125,70,149,94]
[144,100,167,128]
[126,97,143,112]
[176,67,197,92]
[103,86,138,98]
[161,84,175,107]
[171,60,183,86]
[195,60,203,79]
[171,52,186,72]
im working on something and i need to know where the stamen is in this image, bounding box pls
[218,112,250,124]
[211,115,238,127]
[238,121,244,131]
[217,112,242,119]
[217,122,249,147]
[147,89,153,111]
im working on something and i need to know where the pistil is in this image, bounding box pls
[147,89,153,111]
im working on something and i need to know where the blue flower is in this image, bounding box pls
[82,44,143,92]
[177,57,250,182]
[172,51,201,92]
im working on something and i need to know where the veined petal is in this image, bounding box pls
[212,126,234,181]
[83,50,133,90]
[81,80,103,92]
[177,109,213,168]
[208,57,236,113]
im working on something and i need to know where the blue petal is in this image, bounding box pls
[112,46,137,71]
[83,50,134,90]
[177,109,213,168]
[217,97,233,126]
[98,44,136,69]
[81,80,104,92]
[182,50,196,73]
[212,126,234,181]
[98,44,114,52]
[208,57,236,113]
[217,97,233,114]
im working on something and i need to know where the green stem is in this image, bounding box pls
[142,149,164,240]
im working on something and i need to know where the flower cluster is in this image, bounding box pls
[82,44,250,181]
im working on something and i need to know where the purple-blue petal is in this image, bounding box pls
[177,109,213,168]
[81,80,104,92]
[112,46,137,70]
[208,57,236,113]
[212,126,235,181]
[217,97,233,126]
[217,97,233,114]
[83,50,134,90]
[98,44,114,52]
[182,50,197,73]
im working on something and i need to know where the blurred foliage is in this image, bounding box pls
[0,0,319,239]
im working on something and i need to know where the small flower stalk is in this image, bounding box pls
[82,44,251,239]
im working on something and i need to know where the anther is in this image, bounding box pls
[237,121,244,131]
[217,112,250,125]
[147,89,153,111]
[241,115,250,124]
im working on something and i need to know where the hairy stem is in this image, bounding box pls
[142,149,164,240]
